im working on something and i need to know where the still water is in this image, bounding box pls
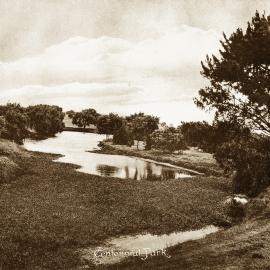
[24,131,192,180]
[80,225,219,265]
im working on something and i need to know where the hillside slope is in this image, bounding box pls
[0,139,30,183]
[105,188,270,270]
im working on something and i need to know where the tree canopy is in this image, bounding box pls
[195,11,270,135]
[97,113,123,136]
[179,121,213,149]
[0,103,29,143]
[195,11,270,195]
[126,113,159,144]
[150,128,187,153]
[27,105,65,136]
[72,108,99,129]
[113,124,131,145]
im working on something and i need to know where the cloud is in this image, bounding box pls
[0,25,220,88]
[1,0,270,62]
[0,82,142,109]
[0,25,220,124]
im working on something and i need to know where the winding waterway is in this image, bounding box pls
[24,131,219,266]
[24,131,192,180]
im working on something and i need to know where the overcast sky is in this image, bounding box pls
[1,0,270,125]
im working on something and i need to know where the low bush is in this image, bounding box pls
[0,156,20,183]
[150,129,187,153]
[215,136,270,196]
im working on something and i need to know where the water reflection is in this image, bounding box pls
[24,131,192,180]
[80,225,219,265]
[96,165,120,177]
[95,161,191,180]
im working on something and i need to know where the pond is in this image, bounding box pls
[24,131,192,181]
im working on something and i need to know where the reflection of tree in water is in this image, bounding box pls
[96,164,119,177]
[145,163,157,181]
[134,163,178,181]
[146,168,176,181]
[124,166,129,179]
[96,162,179,181]
[143,163,161,181]
[161,169,176,180]
[133,168,138,180]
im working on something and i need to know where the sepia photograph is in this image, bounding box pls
[0,0,270,269]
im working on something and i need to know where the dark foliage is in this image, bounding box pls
[113,124,132,145]
[179,121,214,151]
[215,136,270,196]
[72,108,99,129]
[27,105,65,136]
[97,113,123,135]
[195,11,270,135]
[126,113,159,149]
[195,12,270,195]
[0,103,29,144]
[150,128,187,153]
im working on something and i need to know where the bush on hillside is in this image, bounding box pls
[0,156,20,183]
[215,136,270,196]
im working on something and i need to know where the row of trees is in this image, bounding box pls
[67,109,192,153]
[0,103,65,143]
[1,102,219,154]
[68,109,253,155]
[67,110,165,149]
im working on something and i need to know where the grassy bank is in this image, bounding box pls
[0,139,30,183]
[93,142,223,176]
[104,188,270,270]
[0,139,230,269]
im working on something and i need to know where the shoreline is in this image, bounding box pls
[91,141,223,176]
[89,149,204,176]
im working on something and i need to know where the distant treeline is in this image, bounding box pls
[0,103,65,144]
[1,101,270,197]
[67,109,203,153]
[0,103,245,154]
[66,108,252,156]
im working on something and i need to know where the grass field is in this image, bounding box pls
[0,139,230,269]
[104,187,270,270]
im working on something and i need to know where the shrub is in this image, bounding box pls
[113,124,132,145]
[150,129,187,153]
[0,116,7,137]
[0,104,29,144]
[0,156,20,183]
[179,121,213,150]
[27,105,65,136]
[215,136,270,196]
